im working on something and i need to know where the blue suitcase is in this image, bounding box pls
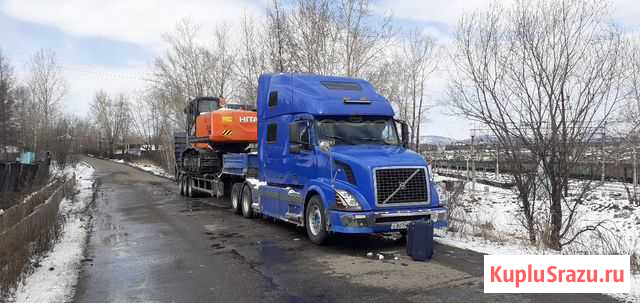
[406,220,433,261]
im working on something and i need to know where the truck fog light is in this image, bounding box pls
[335,189,362,210]
[431,210,447,223]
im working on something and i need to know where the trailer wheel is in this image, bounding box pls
[231,183,243,214]
[305,196,328,245]
[241,184,254,218]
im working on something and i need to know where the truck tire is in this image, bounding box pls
[241,184,254,218]
[186,177,194,198]
[231,183,243,214]
[305,196,328,245]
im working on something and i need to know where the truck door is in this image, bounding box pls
[283,119,315,217]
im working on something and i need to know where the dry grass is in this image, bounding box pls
[0,176,76,298]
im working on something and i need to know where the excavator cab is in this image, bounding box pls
[181,96,257,174]
[185,97,222,136]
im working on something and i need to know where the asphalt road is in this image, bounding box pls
[73,157,616,303]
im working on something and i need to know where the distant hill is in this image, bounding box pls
[419,135,456,145]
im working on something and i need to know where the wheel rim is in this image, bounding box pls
[242,187,250,214]
[232,187,239,209]
[308,205,322,236]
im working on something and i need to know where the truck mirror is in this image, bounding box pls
[395,119,409,148]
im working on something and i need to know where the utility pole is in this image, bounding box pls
[471,134,476,191]
[495,147,500,175]
[601,122,606,183]
[633,145,637,202]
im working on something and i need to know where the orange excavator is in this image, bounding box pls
[180,97,257,174]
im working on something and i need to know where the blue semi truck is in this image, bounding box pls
[175,73,447,244]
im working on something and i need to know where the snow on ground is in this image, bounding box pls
[11,162,95,303]
[128,161,173,179]
[109,158,173,179]
[433,172,640,300]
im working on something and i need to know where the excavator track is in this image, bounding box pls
[182,148,221,175]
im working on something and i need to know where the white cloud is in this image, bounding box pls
[60,64,149,116]
[1,0,264,51]
[374,0,495,26]
[376,0,640,28]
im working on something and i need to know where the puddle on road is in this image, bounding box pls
[256,240,289,266]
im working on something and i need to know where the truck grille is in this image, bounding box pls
[374,167,428,205]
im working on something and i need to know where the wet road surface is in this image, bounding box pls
[73,157,616,303]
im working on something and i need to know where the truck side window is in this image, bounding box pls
[268,91,278,107]
[266,123,277,144]
[289,121,310,145]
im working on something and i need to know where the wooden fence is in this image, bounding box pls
[0,161,50,193]
[0,175,76,297]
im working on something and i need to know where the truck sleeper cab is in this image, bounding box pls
[230,73,447,244]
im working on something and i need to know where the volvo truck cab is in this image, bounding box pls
[254,74,447,244]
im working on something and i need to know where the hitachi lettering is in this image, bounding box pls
[240,116,257,123]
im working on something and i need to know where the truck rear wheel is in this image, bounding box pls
[186,177,194,197]
[305,196,328,245]
[231,183,243,214]
[179,176,185,196]
[241,184,254,218]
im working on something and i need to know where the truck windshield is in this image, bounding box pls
[316,118,400,145]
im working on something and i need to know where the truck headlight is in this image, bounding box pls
[335,189,361,210]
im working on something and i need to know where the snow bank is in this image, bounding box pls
[108,158,173,179]
[11,162,95,303]
[433,172,640,300]
[128,161,173,179]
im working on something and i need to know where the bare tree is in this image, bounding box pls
[90,91,131,156]
[27,49,67,153]
[13,85,33,152]
[0,49,17,160]
[212,25,235,99]
[265,0,292,73]
[449,0,626,250]
[335,0,394,78]
[621,39,640,204]
[235,13,269,104]
[400,30,438,152]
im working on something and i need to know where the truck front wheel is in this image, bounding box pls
[305,196,328,245]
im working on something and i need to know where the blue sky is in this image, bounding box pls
[0,0,637,139]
